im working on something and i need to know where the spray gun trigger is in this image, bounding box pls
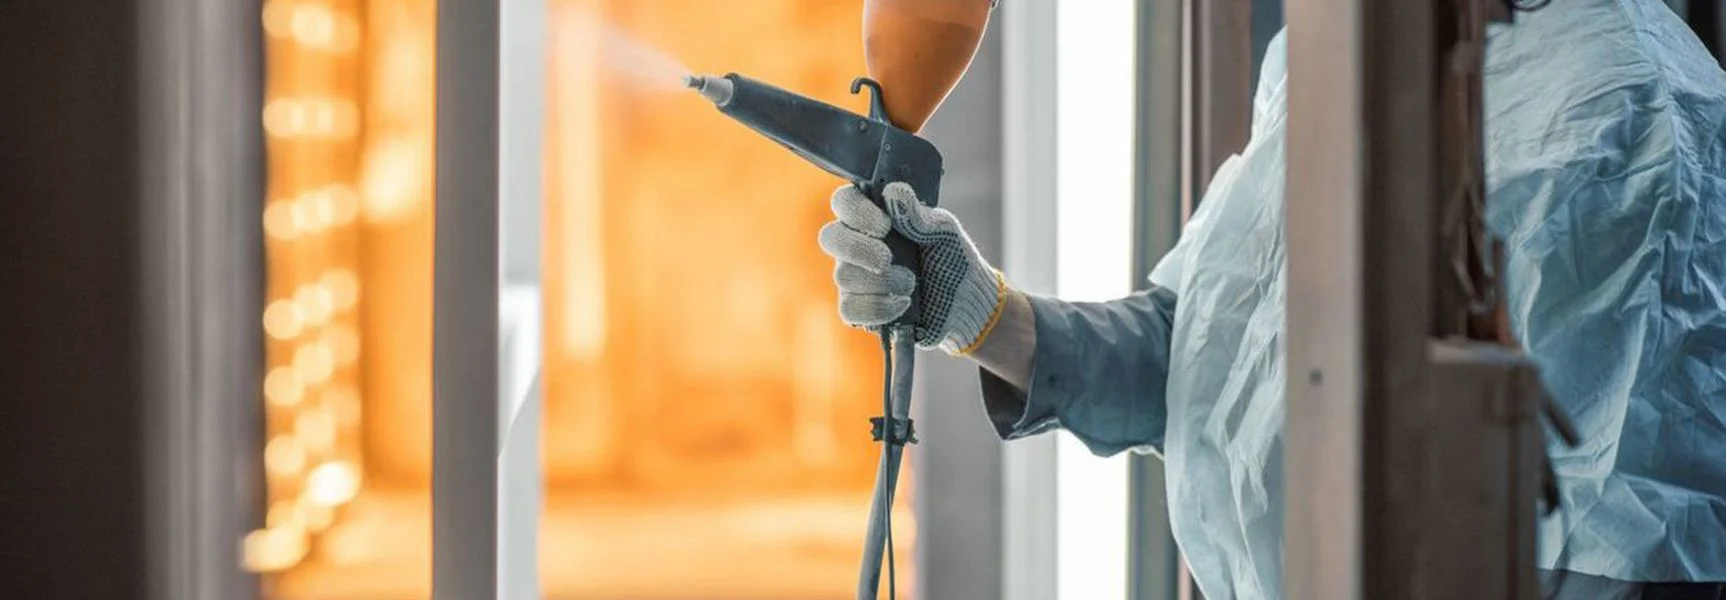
[850,77,892,124]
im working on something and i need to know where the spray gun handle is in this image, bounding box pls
[875,209,925,328]
[849,78,944,330]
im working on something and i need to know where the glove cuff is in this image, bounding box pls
[938,267,1009,355]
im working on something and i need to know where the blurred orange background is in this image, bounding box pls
[253,0,916,598]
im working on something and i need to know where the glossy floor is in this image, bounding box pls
[272,487,917,599]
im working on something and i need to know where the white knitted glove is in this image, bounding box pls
[817,183,1007,354]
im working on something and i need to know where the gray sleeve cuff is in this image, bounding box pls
[977,288,1178,456]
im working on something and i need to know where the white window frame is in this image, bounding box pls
[1053,2,1138,600]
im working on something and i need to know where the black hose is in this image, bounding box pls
[880,332,898,600]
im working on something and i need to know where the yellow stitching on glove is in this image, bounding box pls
[953,269,1009,357]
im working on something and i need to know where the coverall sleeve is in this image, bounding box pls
[977,286,1177,456]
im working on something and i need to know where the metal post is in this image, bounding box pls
[497,0,545,598]
[915,21,1007,600]
[1284,0,1370,595]
[139,0,266,598]
[1001,0,1060,597]
[1183,0,1254,203]
[1126,0,1185,598]
[433,0,501,597]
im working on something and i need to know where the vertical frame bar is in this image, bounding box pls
[1284,0,1366,596]
[1344,0,1439,595]
[1134,0,1188,285]
[915,20,1007,600]
[1127,0,1185,598]
[434,0,501,597]
[497,0,544,597]
[0,1,149,596]
[139,0,265,597]
[1001,0,1060,597]
[1717,0,1726,62]
[1185,0,1254,198]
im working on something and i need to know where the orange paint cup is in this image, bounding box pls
[862,0,992,132]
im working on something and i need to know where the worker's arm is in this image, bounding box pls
[820,182,1175,454]
[971,287,1176,455]
[965,287,1034,390]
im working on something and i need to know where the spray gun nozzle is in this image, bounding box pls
[684,74,735,106]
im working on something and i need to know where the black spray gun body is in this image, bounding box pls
[687,72,941,600]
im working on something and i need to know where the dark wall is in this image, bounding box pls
[1692,0,1722,62]
[1664,0,1722,62]
[0,0,148,598]
[1250,0,1286,97]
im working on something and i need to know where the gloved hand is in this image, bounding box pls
[818,182,1007,354]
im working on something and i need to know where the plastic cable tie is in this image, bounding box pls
[869,416,919,445]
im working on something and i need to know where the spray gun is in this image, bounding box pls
[686,72,938,600]
[685,73,944,291]
[688,4,992,599]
